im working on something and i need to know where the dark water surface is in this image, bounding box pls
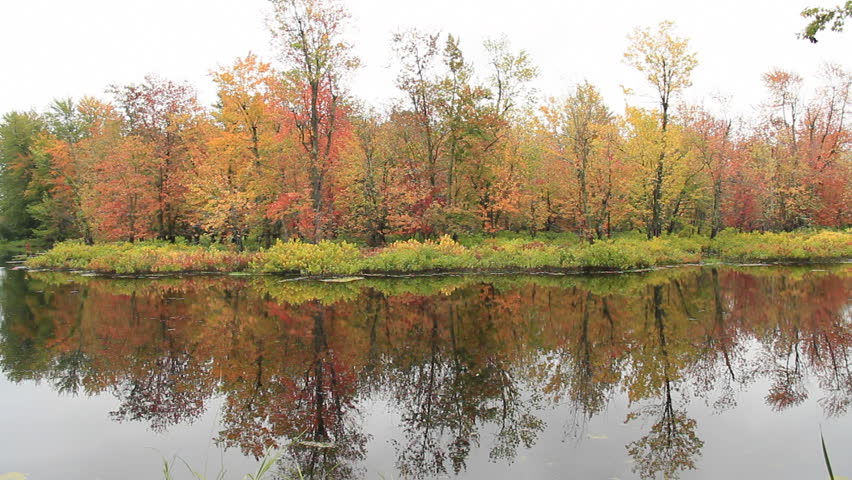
[1,265,850,479]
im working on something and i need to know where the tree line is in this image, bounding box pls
[1,0,849,248]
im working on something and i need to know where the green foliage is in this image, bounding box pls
[800,1,852,42]
[470,238,568,270]
[568,237,700,270]
[457,231,581,247]
[251,239,362,275]
[26,240,256,274]
[362,236,475,272]
[26,240,121,270]
[0,112,45,240]
[711,230,852,262]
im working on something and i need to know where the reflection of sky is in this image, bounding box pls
[354,368,852,479]
[0,378,257,480]
[3,358,851,479]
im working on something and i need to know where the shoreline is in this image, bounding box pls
[18,261,851,281]
[21,230,852,277]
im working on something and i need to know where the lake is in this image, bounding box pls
[1,264,850,479]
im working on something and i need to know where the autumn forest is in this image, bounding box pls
[0,0,850,251]
[2,2,852,478]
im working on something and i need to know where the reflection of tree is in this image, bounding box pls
[105,291,214,431]
[484,355,544,464]
[765,271,852,415]
[388,287,544,478]
[537,290,623,438]
[361,290,385,390]
[279,306,368,480]
[764,326,809,411]
[51,349,93,395]
[1,267,850,479]
[392,302,475,478]
[759,273,812,411]
[217,302,367,480]
[110,349,211,431]
[702,268,748,411]
[627,409,702,480]
[214,285,287,455]
[813,311,852,417]
[0,270,55,382]
[626,285,704,480]
[808,275,852,417]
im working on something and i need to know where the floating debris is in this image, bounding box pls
[298,440,335,449]
[320,276,365,283]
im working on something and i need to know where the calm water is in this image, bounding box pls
[1,265,850,479]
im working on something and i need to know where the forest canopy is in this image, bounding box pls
[1,0,849,249]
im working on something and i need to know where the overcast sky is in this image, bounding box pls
[1,0,849,118]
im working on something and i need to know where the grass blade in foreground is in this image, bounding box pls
[822,428,834,480]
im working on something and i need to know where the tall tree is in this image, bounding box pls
[389,29,451,236]
[338,107,397,246]
[75,100,159,241]
[392,29,446,195]
[268,0,358,240]
[110,76,202,240]
[624,21,697,237]
[543,82,617,242]
[801,64,851,227]
[448,36,537,233]
[441,34,482,209]
[472,36,538,232]
[29,98,94,242]
[681,105,733,238]
[759,69,812,230]
[187,54,288,249]
[0,112,44,239]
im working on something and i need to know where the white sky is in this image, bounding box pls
[1,0,849,118]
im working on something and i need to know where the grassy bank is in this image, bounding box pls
[24,230,852,276]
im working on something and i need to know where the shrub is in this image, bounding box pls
[251,239,362,275]
[27,241,132,270]
[363,235,475,272]
[471,239,567,270]
[711,230,852,261]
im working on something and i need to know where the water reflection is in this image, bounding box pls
[1,265,850,479]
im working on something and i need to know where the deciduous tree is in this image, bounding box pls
[268,0,358,240]
[624,21,697,237]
